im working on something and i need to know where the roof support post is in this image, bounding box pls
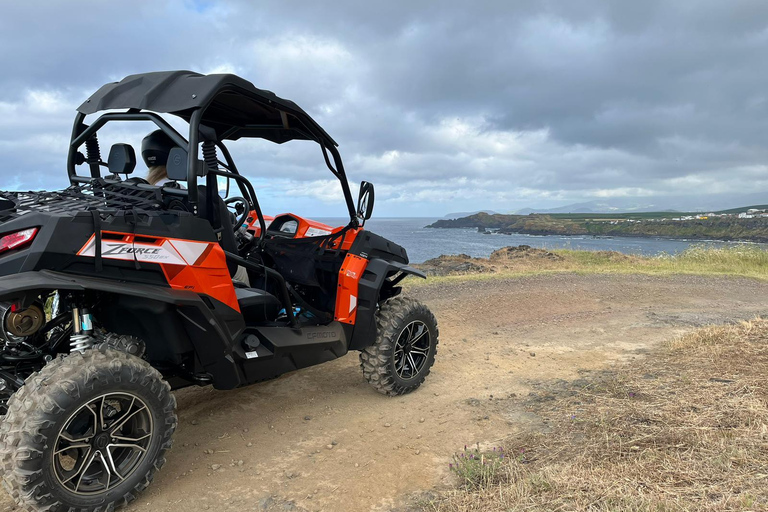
[187,110,202,214]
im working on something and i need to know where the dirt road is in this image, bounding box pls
[2,273,767,511]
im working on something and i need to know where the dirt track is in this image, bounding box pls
[2,273,768,512]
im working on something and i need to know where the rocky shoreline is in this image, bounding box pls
[413,245,570,276]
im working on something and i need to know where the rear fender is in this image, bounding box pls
[0,270,246,389]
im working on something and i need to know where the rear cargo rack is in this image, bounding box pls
[0,180,175,221]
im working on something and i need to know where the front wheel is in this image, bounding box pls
[0,346,176,511]
[360,296,439,396]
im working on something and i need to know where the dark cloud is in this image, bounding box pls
[1,0,767,216]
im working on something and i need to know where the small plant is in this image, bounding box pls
[449,444,506,489]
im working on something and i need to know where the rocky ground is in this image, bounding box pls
[414,245,563,276]
[2,272,768,511]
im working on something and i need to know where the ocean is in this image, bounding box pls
[318,217,760,264]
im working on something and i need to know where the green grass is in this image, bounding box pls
[410,245,768,286]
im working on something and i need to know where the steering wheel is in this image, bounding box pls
[224,196,249,232]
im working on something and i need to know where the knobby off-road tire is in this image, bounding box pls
[360,296,439,396]
[0,345,177,512]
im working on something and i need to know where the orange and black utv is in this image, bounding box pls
[0,71,438,512]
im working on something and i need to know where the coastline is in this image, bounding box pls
[426,224,768,245]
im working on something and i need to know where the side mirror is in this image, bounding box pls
[357,181,375,223]
[107,144,136,175]
[166,147,205,181]
[217,175,230,198]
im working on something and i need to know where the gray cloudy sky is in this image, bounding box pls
[2,0,768,217]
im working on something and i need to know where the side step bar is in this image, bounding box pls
[236,322,349,385]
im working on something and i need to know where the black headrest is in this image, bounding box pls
[166,147,205,181]
[107,143,137,175]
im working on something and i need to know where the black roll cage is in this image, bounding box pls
[66,96,360,238]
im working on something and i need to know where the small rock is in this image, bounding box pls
[237,460,244,466]
[191,420,199,425]
[434,392,439,396]
[415,450,421,455]
[269,425,274,429]
[326,444,334,450]
[211,464,221,471]
[419,418,425,423]
[243,428,249,433]
[530,352,536,357]
[401,425,406,430]
[331,440,338,446]
[416,434,422,439]
[304,416,311,421]
[384,423,391,428]
[354,463,359,468]
[246,442,253,447]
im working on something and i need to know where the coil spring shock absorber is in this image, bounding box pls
[202,140,218,173]
[69,306,95,352]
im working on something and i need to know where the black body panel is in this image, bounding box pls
[239,322,350,384]
[349,230,408,264]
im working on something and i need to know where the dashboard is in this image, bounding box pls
[246,213,335,239]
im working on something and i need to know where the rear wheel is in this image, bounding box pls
[0,345,176,511]
[360,296,439,396]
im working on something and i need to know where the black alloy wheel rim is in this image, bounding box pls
[52,393,153,495]
[393,320,431,380]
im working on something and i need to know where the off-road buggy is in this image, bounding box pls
[0,71,438,511]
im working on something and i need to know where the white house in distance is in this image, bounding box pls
[739,208,768,219]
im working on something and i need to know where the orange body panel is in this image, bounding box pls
[77,231,239,311]
[334,253,368,324]
[329,227,361,251]
[245,211,275,238]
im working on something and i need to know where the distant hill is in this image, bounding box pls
[510,200,674,215]
[714,204,768,214]
[442,210,499,219]
[426,209,768,243]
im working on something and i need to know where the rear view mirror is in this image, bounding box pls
[107,144,136,175]
[357,181,375,224]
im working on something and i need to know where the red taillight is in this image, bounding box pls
[0,228,38,254]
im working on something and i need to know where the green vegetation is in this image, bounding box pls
[411,245,768,284]
[427,210,768,242]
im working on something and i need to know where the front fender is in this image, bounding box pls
[347,258,425,350]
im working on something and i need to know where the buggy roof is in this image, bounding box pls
[77,70,337,146]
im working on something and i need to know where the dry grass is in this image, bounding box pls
[421,319,768,511]
[411,246,768,286]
